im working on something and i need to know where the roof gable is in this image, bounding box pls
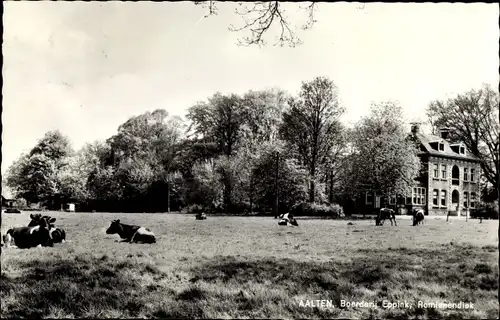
[413,133,479,162]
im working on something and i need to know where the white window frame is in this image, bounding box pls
[432,189,439,207]
[433,164,439,178]
[470,168,475,182]
[389,195,396,205]
[441,164,447,179]
[463,191,469,208]
[412,187,426,205]
[470,192,476,208]
[440,190,447,207]
[439,143,445,151]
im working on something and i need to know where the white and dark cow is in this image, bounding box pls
[412,209,425,226]
[28,214,66,243]
[195,212,207,220]
[375,207,397,226]
[106,219,156,244]
[278,212,299,227]
[3,218,54,249]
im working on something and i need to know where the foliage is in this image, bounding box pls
[290,202,344,218]
[187,93,246,157]
[344,101,421,198]
[251,142,309,213]
[427,84,499,197]
[280,76,345,202]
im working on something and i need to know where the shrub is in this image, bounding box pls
[183,204,205,214]
[290,202,344,218]
[471,202,499,220]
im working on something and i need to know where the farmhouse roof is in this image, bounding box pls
[414,132,480,162]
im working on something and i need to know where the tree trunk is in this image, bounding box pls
[309,180,315,203]
[329,170,334,203]
[167,179,170,213]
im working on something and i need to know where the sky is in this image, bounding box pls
[2,2,498,174]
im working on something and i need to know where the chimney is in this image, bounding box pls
[439,127,450,140]
[410,123,420,136]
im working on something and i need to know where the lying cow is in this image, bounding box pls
[106,219,156,244]
[412,209,425,226]
[28,214,66,243]
[3,218,54,249]
[195,213,207,220]
[278,212,299,227]
[375,208,397,226]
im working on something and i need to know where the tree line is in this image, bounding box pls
[4,77,498,214]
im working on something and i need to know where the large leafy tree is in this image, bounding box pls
[103,109,185,210]
[280,76,345,203]
[251,141,309,213]
[5,131,73,206]
[187,93,246,157]
[344,102,421,199]
[427,84,499,199]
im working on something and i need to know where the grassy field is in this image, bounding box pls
[1,212,498,319]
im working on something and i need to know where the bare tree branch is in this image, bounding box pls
[195,1,319,47]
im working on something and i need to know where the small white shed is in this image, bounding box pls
[67,203,75,212]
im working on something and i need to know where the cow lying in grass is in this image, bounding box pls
[412,209,425,226]
[3,218,54,249]
[375,208,397,226]
[106,219,156,244]
[278,213,299,227]
[195,213,207,220]
[28,214,66,243]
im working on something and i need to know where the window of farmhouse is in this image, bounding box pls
[441,190,447,206]
[463,168,468,181]
[452,165,460,185]
[365,192,373,205]
[463,191,469,208]
[470,192,476,208]
[470,168,475,182]
[389,195,396,205]
[433,164,439,178]
[441,165,447,179]
[432,189,439,206]
[439,143,445,151]
[412,187,426,205]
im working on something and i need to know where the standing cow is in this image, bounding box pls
[106,220,156,244]
[3,218,54,249]
[28,214,66,243]
[375,207,397,226]
[412,209,425,226]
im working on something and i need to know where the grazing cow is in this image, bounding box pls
[375,208,397,226]
[3,218,54,249]
[28,214,66,243]
[278,212,299,227]
[412,209,425,226]
[195,212,207,220]
[106,219,156,244]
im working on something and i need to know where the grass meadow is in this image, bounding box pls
[1,212,498,319]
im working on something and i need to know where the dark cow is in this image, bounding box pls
[278,212,299,227]
[195,212,207,220]
[3,218,54,249]
[412,209,425,226]
[106,219,156,244]
[375,208,397,226]
[28,214,66,243]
